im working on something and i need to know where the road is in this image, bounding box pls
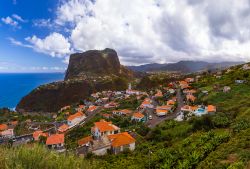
[146,87,184,128]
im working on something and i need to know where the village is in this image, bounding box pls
[0,75,219,157]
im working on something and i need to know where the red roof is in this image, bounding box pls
[58,124,69,133]
[108,132,135,147]
[46,134,64,145]
[67,112,85,121]
[78,136,93,146]
[0,124,8,131]
[132,112,144,118]
[33,130,48,141]
[93,120,119,132]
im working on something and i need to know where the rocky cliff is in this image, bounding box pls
[16,49,134,112]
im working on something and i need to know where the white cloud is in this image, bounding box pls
[33,19,53,28]
[13,0,250,65]
[12,14,28,22]
[25,32,71,58]
[1,16,19,28]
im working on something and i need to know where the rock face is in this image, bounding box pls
[65,48,129,80]
[16,48,134,112]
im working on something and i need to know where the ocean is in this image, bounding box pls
[0,73,64,109]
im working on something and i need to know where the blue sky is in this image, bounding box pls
[0,0,66,72]
[1,0,250,72]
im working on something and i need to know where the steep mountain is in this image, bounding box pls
[65,48,133,80]
[128,61,243,73]
[16,49,134,112]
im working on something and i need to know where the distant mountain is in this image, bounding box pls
[128,61,244,73]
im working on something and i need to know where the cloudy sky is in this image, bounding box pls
[1,0,250,72]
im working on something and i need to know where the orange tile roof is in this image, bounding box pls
[102,113,111,118]
[167,100,175,105]
[133,112,145,118]
[156,109,169,113]
[58,124,69,133]
[108,132,135,147]
[78,105,85,109]
[186,94,196,102]
[88,105,97,112]
[46,134,64,145]
[158,105,172,109]
[33,130,48,141]
[67,112,85,121]
[94,120,119,132]
[0,124,8,131]
[207,105,216,112]
[113,109,132,114]
[78,136,93,146]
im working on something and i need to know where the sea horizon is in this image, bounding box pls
[0,72,64,109]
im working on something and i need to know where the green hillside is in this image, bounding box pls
[1,64,250,169]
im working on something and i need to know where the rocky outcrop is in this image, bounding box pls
[16,48,134,112]
[65,48,132,80]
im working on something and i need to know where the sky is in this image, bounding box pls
[1,0,250,72]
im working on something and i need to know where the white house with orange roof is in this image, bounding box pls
[58,124,70,133]
[91,120,120,139]
[46,134,65,152]
[185,78,195,83]
[87,105,98,113]
[67,112,86,126]
[140,98,154,109]
[75,105,85,112]
[0,124,14,138]
[112,109,132,116]
[131,112,145,122]
[107,132,135,154]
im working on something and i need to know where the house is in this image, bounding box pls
[0,128,14,138]
[58,124,69,133]
[102,113,111,119]
[33,130,48,141]
[78,136,93,147]
[131,112,145,122]
[223,86,231,93]
[242,64,250,70]
[235,80,245,84]
[186,94,196,102]
[87,105,98,112]
[207,105,216,113]
[179,81,190,89]
[181,105,197,114]
[185,78,195,83]
[112,109,132,116]
[183,89,197,95]
[155,90,163,97]
[107,132,135,154]
[126,89,140,95]
[104,102,119,108]
[46,134,65,152]
[168,88,175,94]
[140,98,154,109]
[157,105,173,111]
[91,120,120,139]
[156,109,169,116]
[0,124,8,131]
[76,105,85,112]
[67,112,86,126]
[166,100,175,105]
